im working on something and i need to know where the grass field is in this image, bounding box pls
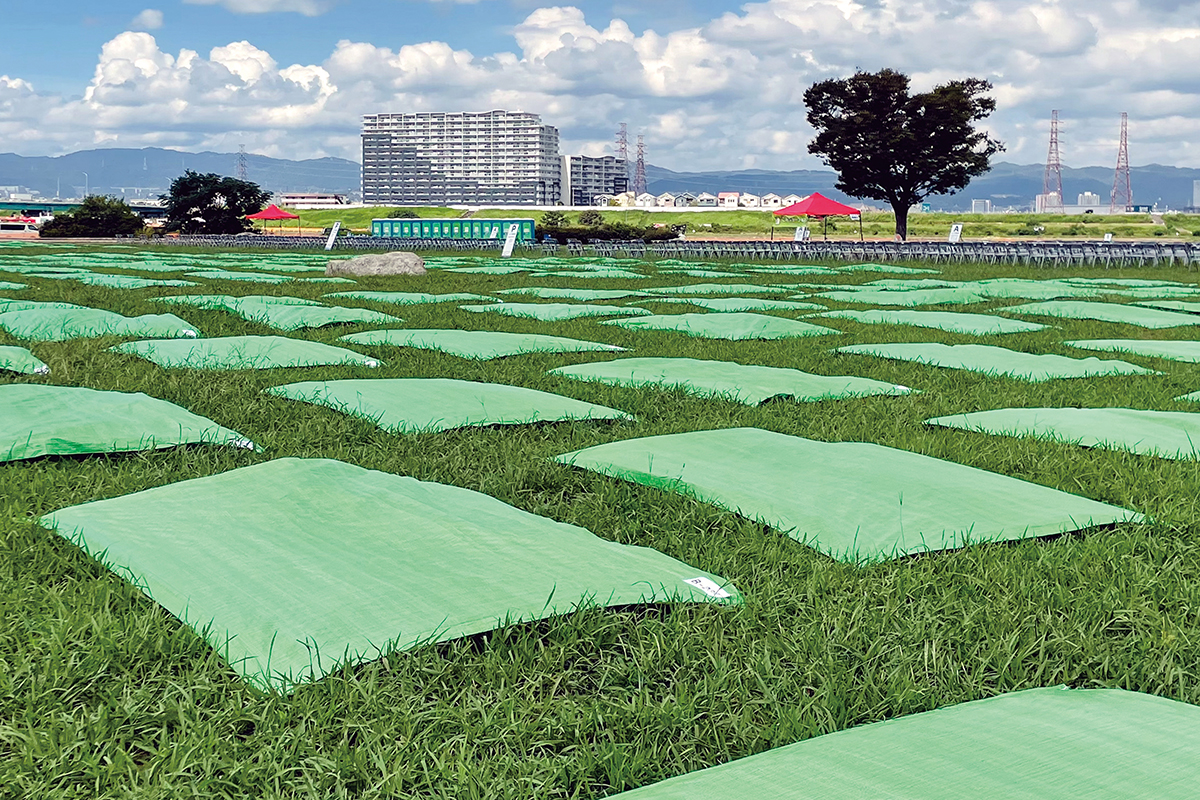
[4,243,1200,797]
[285,206,1200,240]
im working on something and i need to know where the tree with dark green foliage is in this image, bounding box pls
[38,195,145,238]
[804,69,1003,241]
[387,209,419,219]
[540,210,568,228]
[160,170,272,235]
[578,209,604,227]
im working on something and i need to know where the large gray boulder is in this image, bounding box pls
[327,252,426,277]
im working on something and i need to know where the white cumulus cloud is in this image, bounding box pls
[130,8,164,30]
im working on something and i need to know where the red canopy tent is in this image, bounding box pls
[245,204,300,235]
[773,192,863,240]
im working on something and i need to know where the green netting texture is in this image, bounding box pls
[607,687,1200,799]
[550,357,912,406]
[1135,300,1200,315]
[815,288,990,306]
[155,295,323,309]
[837,342,1152,381]
[1004,301,1200,328]
[460,303,652,321]
[0,345,48,375]
[28,272,197,289]
[834,263,939,274]
[325,291,495,305]
[555,427,1140,563]
[164,296,400,331]
[1064,339,1200,363]
[265,378,631,432]
[498,288,651,301]
[0,281,27,290]
[111,335,380,370]
[0,307,198,342]
[41,458,740,690]
[641,297,827,313]
[818,309,1046,335]
[926,407,1200,460]
[607,313,840,340]
[0,384,253,462]
[643,283,790,296]
[340,329,624,359]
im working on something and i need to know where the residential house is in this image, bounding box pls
[781,194,803,206]
[761,193,783,209]
[739,193,761,208]
[695,192,718,207]
[718,192,740,208]
[676,191,697,206]
[656,192,677,207]
[636,192,658,207]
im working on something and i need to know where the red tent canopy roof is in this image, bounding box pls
[773,192,860,217]
[246,204,300,220]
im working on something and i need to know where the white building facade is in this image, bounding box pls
[561,155,628,206]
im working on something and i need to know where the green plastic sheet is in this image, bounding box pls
[643,283,789,296]
[0,384,253,462]
[41,458,740,690]
[460,302,651,321]
[549,357,912,405]
[448,265,530,274]
[1064,339,1200,363]
[111,335,380,370]
[1005,301,1200,328]
[818,309,1047,335]
[0,345,48,375]
[158,294,401,331]
[266,378,631,432]
[640,297,826,313]
[28,272,197,289]
[0,281,26,290]
[607,687,1200,799]
[531,269,646,279]
[187,270,293,283]
[607,312,841,340]
[0,307,198,342]
[1135,300,1200,315]
[834,263,939,274]
[555,427,1140,563]
[0,299,84,312]
[815,288,990,306]
[340,329,624,360]
[837,342,1153,381]
[926,407,1200,460]
[155,294,322,309]
[498,288,651,301]
[325,291,495,305]
[968,280,1103,300]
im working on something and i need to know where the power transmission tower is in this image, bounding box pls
[633,135,647,195]
[1110,112,1132,214]
[1042,110,1064,213]
[236,144,249,181]
[615,123,629,190]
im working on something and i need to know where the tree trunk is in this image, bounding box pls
[892,200,909,241]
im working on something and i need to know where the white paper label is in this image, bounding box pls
[684,576,732,599]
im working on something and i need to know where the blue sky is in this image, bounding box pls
[3,0,1200,170]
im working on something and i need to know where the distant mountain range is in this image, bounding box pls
[2,148,1198,210]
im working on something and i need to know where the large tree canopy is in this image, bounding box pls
[160,171,271,235]
[38,195,144,238]
[804,69,1003,240]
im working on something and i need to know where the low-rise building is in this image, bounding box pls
[718,192,740,208]
[696,192,718,207]
[739,193,761,208]
[656,192,677,207]
[761,193,783,208]
[277,192,349,208]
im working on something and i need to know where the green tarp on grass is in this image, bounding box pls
[1005,301,1200,328]
[815,288,990,306]
[111,335,380,370]
[0,345,48,375]
[460,303,652,321]
[448,265,531,275]
[550,357,912,405]
[498,288,651,301]
[1065,339,1200,363]
[155,294,323,309]
[818,309,1047,335]
[639,297,826,313]
[1135,300,1200,315]
[607,312,841,340]
[643,283,790,296]
[656,269,739,278]
[157,295,402,331]
[833,263,939,274]
[0,281,26,290]
[926,407,1200,460]
[0,299,84,312]
[340,329,624,360]
[186,270,293,283]
[325,291,496,305]
[27,272,198,289]
[531,270,645,279]
[41,457,739,690]
[0,307,198,342]
[266,378,631,432]
[607,687,1200,799]
[555,427,1140,563]
[837,342,1152,381]
[0,384,254,462]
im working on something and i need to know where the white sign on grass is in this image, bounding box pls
[501,224,520,258]
[794,226,810,242]
[1104,233,1114,242]
[324,221,341,251]
[948,223,964,243]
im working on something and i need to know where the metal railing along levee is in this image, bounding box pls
[147,235,1200,268]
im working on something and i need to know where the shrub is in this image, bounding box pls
[387,209,419,219]
[39,196,145,238]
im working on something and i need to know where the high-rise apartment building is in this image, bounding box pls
[561,155,628,205]
[361,111,561,205]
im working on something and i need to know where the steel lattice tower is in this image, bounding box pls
[633,134,647,195]
[1110,112,1132,213]
[1042,110,1064,212]
[236,144,249,181]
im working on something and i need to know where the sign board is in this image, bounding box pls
[948,223,963,244]
[324,221,341,251]
[793,226,810,242]
[501,224,520,258]
[488,226,500,239]
[850,214,861,221]
[1104,233,1114,242]
[921,202,932,213]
